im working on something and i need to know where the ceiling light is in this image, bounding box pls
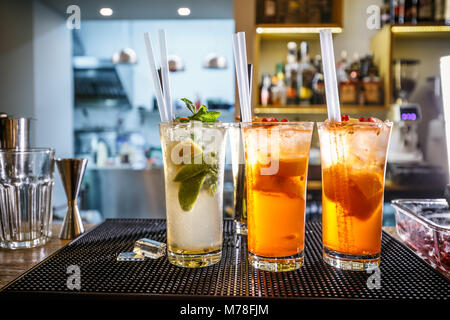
[99,8,113,16]
[177,7,191,16]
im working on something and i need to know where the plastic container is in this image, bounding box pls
[392,199,450,276]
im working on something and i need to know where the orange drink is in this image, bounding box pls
[243,122,313,272]
[318,119,392,271]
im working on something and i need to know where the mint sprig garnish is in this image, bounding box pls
[177,98,221,123]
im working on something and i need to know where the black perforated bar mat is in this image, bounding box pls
[2,219,449,300]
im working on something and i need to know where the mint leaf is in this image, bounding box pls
[176,98,221,123]
[197,111,220,122]
[181,98,196,114]
[190,105,207,120]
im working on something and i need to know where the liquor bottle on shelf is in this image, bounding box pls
[435,0,445,22]
[339,81,358,105]
[361,55,383,105]
[391,0,397,23]
[260,74,272,106]
[312,54,322,72]
[257,0,277,23]
[271,63,287,106]
[381,0,392,26]
[297,41,314,105]
[257,43,384,107]
[360,55,370,78]
[405,0,418,23]
[285,0,307,23]
[446,0,450,23]
[270,76,279,105]
[339,53,360,105]
[308,0,321,23]
[436,0,450,23]
[418,0,434,22]
[270,77,280,106]
[312,55,325,105]
[306,0,333,23]
[336,50,349,83]
[276,0,288,24]
[278,76,287,106]
[320,0,333,23]
[349,53,361,82]
[285,42,299,105]
[397,0,406,24]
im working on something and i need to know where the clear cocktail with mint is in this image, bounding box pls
[159,99,227,268]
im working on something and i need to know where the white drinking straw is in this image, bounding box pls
[143,32,168,122]
[319,29,341,122]
[232,32,252,122]
[233,35,248,122]
[237,32,251,114]
[440,55,450,179]
[158,29,173,121]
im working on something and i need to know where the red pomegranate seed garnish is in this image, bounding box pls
[341,115,349,121]
[359,117,365,122]
[368,117,375,122]
[281,118,288,122]
[262,117,268,122]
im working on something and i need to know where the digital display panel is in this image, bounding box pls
[400,106,420,121]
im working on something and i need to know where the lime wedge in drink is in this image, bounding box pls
[170,140,203,166]
[178,172,207,212]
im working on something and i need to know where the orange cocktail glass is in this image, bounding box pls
[318,120,392,271]
[243,122,313,272]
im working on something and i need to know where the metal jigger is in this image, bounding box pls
[56,158,88,240]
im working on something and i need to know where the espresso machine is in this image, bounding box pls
[388,59,423,163]
[388,103,423,163]
[387,59,446,186]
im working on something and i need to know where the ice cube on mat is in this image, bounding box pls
[117,252,146,261]
[133,238,166,259]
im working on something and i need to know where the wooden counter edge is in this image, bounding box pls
[0,224,94,290]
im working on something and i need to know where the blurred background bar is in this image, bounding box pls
[0,0,449,226]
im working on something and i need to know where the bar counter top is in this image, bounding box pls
[0,223,400,291]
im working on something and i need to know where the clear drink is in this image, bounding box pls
[318,120,392,271]
[159,122,228,268]
[0,149,55,249]
[243,122,313,271]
